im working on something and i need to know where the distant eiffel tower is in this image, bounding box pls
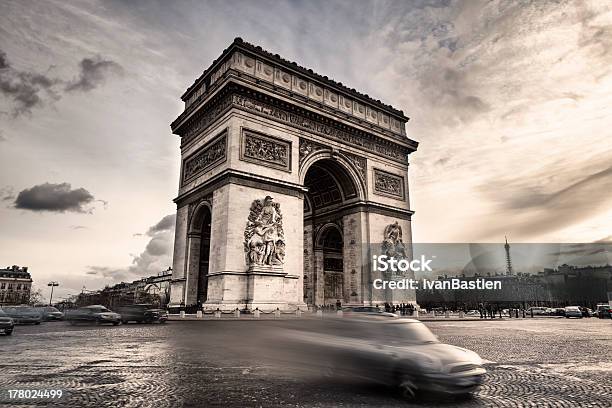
[504,236,514,275]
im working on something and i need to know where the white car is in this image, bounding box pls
[564,306,583,318]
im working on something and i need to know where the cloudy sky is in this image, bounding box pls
[1,0,611,300]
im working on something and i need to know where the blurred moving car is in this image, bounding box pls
[116,304,168,324]
[526,307,548,316]
[341,306,397,318]
[0,309,15,335]
[1,306,42,324]
[595,304,611,319]
[65,305,121,325]
[271,317,486,399]
[35,306,64,321]
[564,306,583,318]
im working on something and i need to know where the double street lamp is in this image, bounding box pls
[47,281,59,306]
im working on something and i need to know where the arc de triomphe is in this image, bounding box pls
[168,38,419,312]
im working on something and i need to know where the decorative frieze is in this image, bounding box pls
[231,92,410,164]
[182,132,227,185]
[240,129,291,172]
[373,168,405,199]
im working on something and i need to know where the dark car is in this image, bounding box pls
[35,306,64,321]
[267,317,486,399]
[2,306,42,324]
[116,304,168,324]
[65,305,121,325]
[595,304,611,319]
[342,306,397,318]
[0,309,15,335]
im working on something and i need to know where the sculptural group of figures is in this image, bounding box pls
[244,196,286,267]
[382,221,408,261]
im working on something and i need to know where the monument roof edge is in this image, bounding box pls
[181,37,409,121]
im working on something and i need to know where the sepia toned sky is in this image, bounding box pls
[1,0,611,300]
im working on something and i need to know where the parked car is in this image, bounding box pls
[0,309,15,335]
[65,305,121,325]
[116,304,168,324]
[595,304,611,319]
[272,317,486,399]
[526,307,548,316]
[578,307,592,318]
[341,306,397,318]
[1,306,42,324]
[564,306,583,318]
[35,306,64,321]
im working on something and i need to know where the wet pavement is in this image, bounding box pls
[0,318,611,407]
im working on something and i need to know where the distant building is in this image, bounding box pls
[416,264,612,310]
[76,269,172,309]
[0,265,33,306]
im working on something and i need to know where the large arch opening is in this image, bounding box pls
[189,203,212,308]
[303,158,361,308]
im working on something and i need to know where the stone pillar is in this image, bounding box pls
[184,233,201,307]
[342,211,368,306]
[169,205,189,309]
[313,249,325,306]
[203,183,306,311]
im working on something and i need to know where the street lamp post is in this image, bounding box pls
[47,281,59,306]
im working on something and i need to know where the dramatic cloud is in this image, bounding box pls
[0,186,15,202]
[65,56,123,92]
[479,164,612,239]
[87,214,175,282]
[14,182,96,213]
[0,50,59,116]
[146,214,176,236]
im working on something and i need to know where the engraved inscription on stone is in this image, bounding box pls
[240,130,291,172]
[182,132,227,184]
[373,168,405,199]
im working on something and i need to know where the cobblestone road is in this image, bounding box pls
[0,318,610,407]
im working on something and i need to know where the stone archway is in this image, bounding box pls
[303,157,362,308]
[184,202,212,310]
[168,38,419,312]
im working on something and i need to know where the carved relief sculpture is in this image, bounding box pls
[373,168,405,199]
[244,196,286,269]
[182,133,227,184]
[382,221,407,260]
[240,130,291,171]
[299,138,327,166]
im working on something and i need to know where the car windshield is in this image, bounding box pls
[0,309,8,317]
[382,322,439,345]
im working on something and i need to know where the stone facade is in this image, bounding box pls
[169,38,418,311]
[0,265,32,306]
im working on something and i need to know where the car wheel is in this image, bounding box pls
[35,322,41,325]
[112,322,120,326]
[5,330,13,336]
[397,373,418,400]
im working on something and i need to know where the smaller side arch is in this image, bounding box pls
[189,200,212,234]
